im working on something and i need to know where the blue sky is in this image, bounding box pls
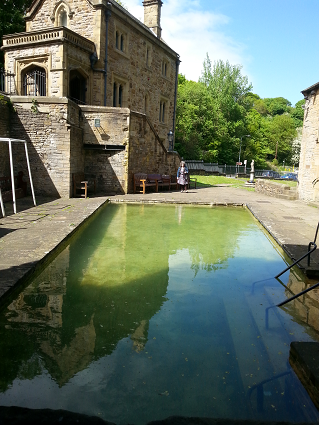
[122,0,319,106]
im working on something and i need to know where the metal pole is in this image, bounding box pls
[278,281,319,307]
[0,188,5,217]
[8,139,17,214]
[24,141,36,206]
[239,137,242,164]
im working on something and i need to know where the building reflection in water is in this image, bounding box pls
[284,269,319,333]
[2,203,317,394]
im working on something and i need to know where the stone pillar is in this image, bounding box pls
[143,0,163,38]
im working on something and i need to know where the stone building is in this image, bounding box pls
[0,0,180,196]
[298,83,319,201]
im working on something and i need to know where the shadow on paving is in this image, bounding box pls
[1,196,60,218]
[0,227,20,238]
[0,407,316,425]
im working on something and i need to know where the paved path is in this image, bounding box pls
[1,186,319,304]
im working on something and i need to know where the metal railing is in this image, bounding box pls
[0,68,16,95]
[23,68,46,96]
[274,222,319,307]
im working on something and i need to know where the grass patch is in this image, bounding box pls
[191,175,248,188]
[191,175,298,190]
[273,179,298,188]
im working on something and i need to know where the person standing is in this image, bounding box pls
[177,161,189,192]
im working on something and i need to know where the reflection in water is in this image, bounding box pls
[0,204,318,424]
[283,269,319,332]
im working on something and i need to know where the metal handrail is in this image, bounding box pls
[275,243,317,279]
[275,221,319,279]
[247,370,291,412]
[278,281,319,307]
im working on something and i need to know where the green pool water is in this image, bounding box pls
[0,203,318,424]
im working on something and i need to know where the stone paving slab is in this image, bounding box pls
[1,186,319,306]
[0,196,109,304]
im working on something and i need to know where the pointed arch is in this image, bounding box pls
[52,1,73,27]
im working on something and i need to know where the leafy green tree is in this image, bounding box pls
[261,114,297,163]
[198,55,252,163]
[0,0,33,67]
[290,99,305,128]
[175,75,224,161]
[263,97,291,116]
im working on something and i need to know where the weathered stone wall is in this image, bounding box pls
[8,97,83,197]
[4,36,93,101]
[107,9,177,146]
[127,111,180,193]
[14,0,178,143]
[255,179,298,200]
[0,96,10,176]
[80,105,129,194]
[298,88,319,201]
[26,0,99,44]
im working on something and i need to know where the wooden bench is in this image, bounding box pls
[0,172,27,202]
[72,173,96,198]
[133,173,159,194]
[159,175,171,191]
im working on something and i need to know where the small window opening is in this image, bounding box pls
[119,84,123,107]
[120,34,124,52]
[69,70,87,104]
[113,82,117,107]
[23,66,46,96]
[60,10,68,27]
[115,31,119,49]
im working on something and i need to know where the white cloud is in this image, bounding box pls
[121,0,249,82]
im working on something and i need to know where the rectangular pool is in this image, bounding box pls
[0,203,318,424]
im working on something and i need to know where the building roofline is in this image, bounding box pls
[24,0,179,59]
[301,82,319,96]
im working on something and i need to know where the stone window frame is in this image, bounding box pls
[112,74,129,108]
[159,96,168,124]
[161,58,170,78]
[51,1,74,27]
[15,54,50,96]
[114,22,129,57]
[145,42,152,68]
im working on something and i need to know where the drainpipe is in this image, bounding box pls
[104,6,112,106]
[172,55,180,150]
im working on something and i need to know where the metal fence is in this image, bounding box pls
[23,68,46,96]
[0,68,16,95]
[185,160,291,178]
[185,161,252,175]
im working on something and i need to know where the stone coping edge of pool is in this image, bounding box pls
[0,197,109,309]
[0,406,317,425]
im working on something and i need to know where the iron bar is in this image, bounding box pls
[278,281,319,307]
[275,243,317,279]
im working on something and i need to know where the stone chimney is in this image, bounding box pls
[143,0,163,38]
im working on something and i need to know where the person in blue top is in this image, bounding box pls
[177,161,189,192]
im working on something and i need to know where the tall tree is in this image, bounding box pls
[199,54,253,163]
[0,0,33,67]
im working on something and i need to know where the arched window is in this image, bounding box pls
[59,9,68,27]
[54,2,70,28]
[69,70,87,104]
[23,66,46,96]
